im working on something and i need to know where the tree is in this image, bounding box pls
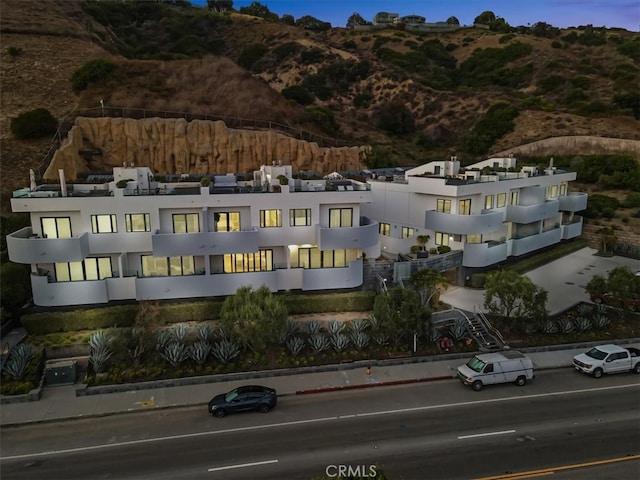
[281,13,295,26]
[239,1,278,22]
[220,286,288,352]
[363,146,395,169]
[295,15,331,31]
[483,269,548,323]
[474,11,496,25]
[10,108,58,140]
[446,16,460,25]
[588,267,640,312]
[373,287,430,347]
[347,12,368,28]
[595,226,617,254]
[408,268,449,308]
[206,0,233,12]
[0,262,31,319]
[374,102,415,135]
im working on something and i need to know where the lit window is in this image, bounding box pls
[223,250,273,272]
[560,184,567,196]
[54,257,112,282]
[141,255,195,276]
[436,199,451,213]
[289,209,311,227]
[550,185,558,198]
[260,209,282,228]
[125,213,151,232]
[294,247,355,268]
[402,227,414,239]
[466,234,482,244]
[497,193,506,208]
[459,199,471,215]
[173,213,199,233]
[379,223,390,236]
[435,232,450,246]
[510,191,519,205]
[329,208,353,227]
[215,212,240,232]
[91,214,117,234]
[41,217,72,238]
[484,195,494,210]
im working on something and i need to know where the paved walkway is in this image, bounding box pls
[2,341,638,427]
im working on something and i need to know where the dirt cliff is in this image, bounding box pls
[45,117,367,180]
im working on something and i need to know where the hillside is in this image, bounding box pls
[1,0,639,207]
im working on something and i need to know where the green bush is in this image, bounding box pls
[538,74,566,93]
[281,292,375,315]
[281,85,314,105]
[374,102,415,135]
[437,245,452,254]
[71,58,117,91]
[303,106,339,134]
[463,102,519,155]
[10,108,58,139]
[618,37,640,60]
[299,47,325,64]
[622,192,640,208]
[273,42,300,61]
[237,43,268,71]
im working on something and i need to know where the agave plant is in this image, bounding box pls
[595,303,608,315]
[156,330,172,352]
[189,341,211,365]
[3,344,33,381]
[348,318,367,334]
[286,336,305,356]
[427,328,442,343]
[331,333,350,352]
[575,316,592,332]
[90,348,113,374]
[89,330,111,352]
[304,320,323,336]
[277,319,300,344]
[559,318,575,334]
[372,331,389,346]
[327,320,345,336]
[593,313,610,329]
[542,320,559,334]
[89,331,113,374]
[307,333,330,353]
[351,332,370,350]
[196,324,212,343]
[211,339,241,364]
[523,321,538,335]
[170,323,190,344]
[577,303,592,317]
[367,315,382,331]
[161,342,189,367]
[449,319,468,342]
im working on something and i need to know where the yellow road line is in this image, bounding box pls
[474,454,640,480]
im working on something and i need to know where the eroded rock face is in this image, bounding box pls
[45,117,367,180]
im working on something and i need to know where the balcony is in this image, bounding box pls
[7,227,90,264]
[424,210,504,235]
[31,274,108,306]
[558,192,588,212]
[510,227,562,257]
[152,229,260,256]
[506,199,559,224]
[462,241,508,268]
[316,217,378,250]
[302,258,363,290]
[561,216,583,240]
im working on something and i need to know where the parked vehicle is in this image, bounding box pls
[208,385,277,417]
[457,351,534,391]
[572,344,640,378]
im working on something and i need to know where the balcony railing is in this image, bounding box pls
[151,229,260,256]
[316,218,379,250]
[462,240,508,268]
[424,210,504,235]
[7,227,90,264]
[558,192,588,212]
[506,199,559,224]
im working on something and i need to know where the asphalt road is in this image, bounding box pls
[1,370,639,480]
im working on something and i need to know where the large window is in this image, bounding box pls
[484,195,494,210]
[224,250,273,273]
[91,214,117,234]
[510,191,519,205]
[329,208,353,227]
[402,227,414,239]
[497,193,507,208]
[379,223,390,236]
[466,233,482,244]
[172,213,199,233]
[216,212,240,232]
[289,209,311,227]
[458,199,471,215]
[436,199,451,213]
[435,232,450,246]
[260,209,282,228]
[560,183,567,196]
[141,255,195,277]
[125,213,151,232]
[296,247,356,268]
[41,217,71,239]
[550,185,558,198]
[55,257,112,282]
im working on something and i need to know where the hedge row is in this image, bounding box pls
[20,292,375,334]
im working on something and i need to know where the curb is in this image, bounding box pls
[295,375,455,395]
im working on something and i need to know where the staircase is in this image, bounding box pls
[472,309,508,351]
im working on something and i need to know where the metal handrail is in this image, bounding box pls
[474,308,508,348]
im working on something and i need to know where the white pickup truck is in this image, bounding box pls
[573,344,640,378]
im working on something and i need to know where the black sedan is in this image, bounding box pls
[208,385,277,417]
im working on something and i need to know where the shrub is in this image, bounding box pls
[273,42,300,62]
[7,46,23,57]
[303,106,339,134]
[437,245,451,254]
[463,102,519,155]
[374,102,415,135]
[71,58,116,91]
[10,108,58,139]
[282,85,314,105]
[237,43,268,71]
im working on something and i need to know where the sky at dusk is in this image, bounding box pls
[212,1,639,31]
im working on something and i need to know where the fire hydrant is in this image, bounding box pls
[366,365,371,375]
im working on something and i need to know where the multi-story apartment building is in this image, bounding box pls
[361,156,588,269]
[7,164,380,306]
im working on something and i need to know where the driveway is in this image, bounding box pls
[440,247,640,316]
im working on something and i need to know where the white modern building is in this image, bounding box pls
[361,156,588,269]
[7,164,380,306]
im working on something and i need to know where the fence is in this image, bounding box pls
[34,107,354,180]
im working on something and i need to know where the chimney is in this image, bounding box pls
[58,169,68,197]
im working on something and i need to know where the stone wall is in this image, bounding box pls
[45,117,367,180]
[581,223,640,250]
